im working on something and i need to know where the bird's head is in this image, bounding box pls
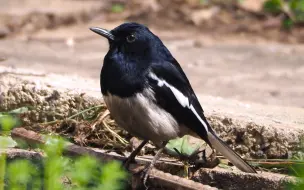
[90,22,169,61]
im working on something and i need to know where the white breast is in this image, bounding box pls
[103,88,186,145]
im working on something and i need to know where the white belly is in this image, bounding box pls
[103,88,187,145]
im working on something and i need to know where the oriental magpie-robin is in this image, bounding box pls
[90,23,256,177]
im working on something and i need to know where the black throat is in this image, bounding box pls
[100,49,150,98]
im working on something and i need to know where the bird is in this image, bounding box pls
[90,22,256,182]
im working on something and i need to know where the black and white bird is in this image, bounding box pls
[90,23,256,179]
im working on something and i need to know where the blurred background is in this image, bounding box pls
[1,0,304,108]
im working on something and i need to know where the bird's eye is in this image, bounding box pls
[126,34,136,43]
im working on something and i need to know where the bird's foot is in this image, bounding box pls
[134,163,153,189]
[122,156,136,170]
[123,140,149,170]
[142,163,153,187]
[134,143,166,189]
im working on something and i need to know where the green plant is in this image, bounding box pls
[166,135,204,158]
[263,0,283,14]
[111,4,125,13]
[7,160,39,190]
[0,110,127,190]
[263,0,304,29]
[0,154,5,190]
[290,0,304,21]
[0,112,18,190]
[285,136,304,189]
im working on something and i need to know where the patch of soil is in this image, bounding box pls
[1,0,304,43]
[119,0,304,44]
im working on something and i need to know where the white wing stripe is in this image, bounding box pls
[149,72,209,132]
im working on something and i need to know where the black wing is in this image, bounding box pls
[148,59,257,173]
[148,59,212,144]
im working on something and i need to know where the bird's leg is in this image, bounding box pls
[123,140,148,169]
[141,142,166,187]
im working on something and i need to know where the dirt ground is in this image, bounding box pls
[1,26,304,109]
[0,0,304,109]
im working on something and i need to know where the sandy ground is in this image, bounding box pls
[1,0,304,108]
[1,23,304,108]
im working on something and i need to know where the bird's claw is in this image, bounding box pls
[122,157,136,169]
[132,163,153,189]
[141,164,153,188]
[140,163,153,189]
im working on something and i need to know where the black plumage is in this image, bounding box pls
[90,23,256,178]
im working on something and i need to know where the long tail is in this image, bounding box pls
[207,130,257,173]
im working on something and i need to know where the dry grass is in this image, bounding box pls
[37,103,130,151]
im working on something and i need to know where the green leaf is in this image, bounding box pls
[286,164,304,189]
[166,136,203,157]
[111,4,125,13]
[71,156,98,186]
[44,137,66,157]
[0,115,18,131]
[217,163,231,169]
[99,161,127,190]
[8,160,36,189]
[0,154,5,190]
[263,0,283,14]
[199,0,208,5]
[8,107,29,114]
[282,18,294,30]
[290,0,304,12]
[44,157,65,190]
[0,136,17,148]
[290,0,304,22]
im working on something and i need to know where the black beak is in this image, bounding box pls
[90,27,115,41]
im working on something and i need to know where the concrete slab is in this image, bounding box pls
[192,168,297,190]
[0,71,303,159]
